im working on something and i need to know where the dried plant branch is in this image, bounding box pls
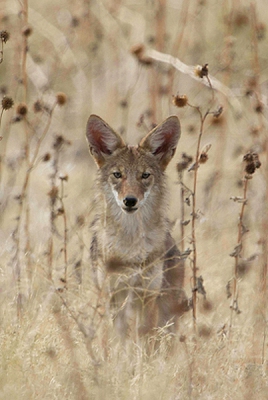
[146,47,242,114]
[229,152,261,334]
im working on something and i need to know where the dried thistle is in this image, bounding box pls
[56,92,67,106]
[22,25,33,37]
[199,143,211,164]
[255,102,263,113]
[2,96,14,110]
[16,102,28,116]
[172,94,188,108]
[0,30,10,43]
[42,153,51,162]
[243,152,261,178]
[53,135,71,150]
[33,100,43,113]
[194,63,209,78]
[177,152,193,172]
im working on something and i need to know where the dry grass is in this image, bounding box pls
[1,0,268,398]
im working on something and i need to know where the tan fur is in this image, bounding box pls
[86,115,188,337]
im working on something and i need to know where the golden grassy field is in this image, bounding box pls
[1,0,268,398]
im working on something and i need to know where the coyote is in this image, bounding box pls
[86,115,187,337]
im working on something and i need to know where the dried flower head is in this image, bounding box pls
[42,153,51,162]
[233,10,249,27]
[59,174,69,181]
[195,63,209,78]
[33,100,43,113]
[172,94,188,108]
[243,152,261,178]
[53,135,71,151]
[177,153,193,172]
[255,102,263,113]
[56,92,67,106]
[0,30,10,43]
[16,102,28,116]
[2,96,14,110]
[199,143,211,164]
[22,25,33,37]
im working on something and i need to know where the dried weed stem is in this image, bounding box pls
[13,102,57,319]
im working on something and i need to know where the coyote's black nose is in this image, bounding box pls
[123,196,138,208]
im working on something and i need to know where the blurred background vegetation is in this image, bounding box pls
[0,0,268,399]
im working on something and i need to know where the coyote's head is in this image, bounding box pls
[86,115,181,215]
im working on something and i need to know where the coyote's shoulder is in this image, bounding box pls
[86,115,187,336]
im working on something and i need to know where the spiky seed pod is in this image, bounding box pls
[172,94,188,108]
[243,152,261,178]
[0,30,10,43]
[16,102,28,116]
[56,92,67,106]
[177,153,193,172]
[2,96,14,110]
[33,100,43,113]
[195,63,209,78]
[22,25,33,37]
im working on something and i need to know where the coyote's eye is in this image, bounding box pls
[113,172,122,179]
[142,172,151,179]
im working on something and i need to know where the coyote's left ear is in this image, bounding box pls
[139,116,181,170]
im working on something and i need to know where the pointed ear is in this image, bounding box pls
[139,116,181,170]
[86,115,125,167]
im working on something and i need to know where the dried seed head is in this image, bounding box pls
[199,152,208,164]
[0,30,10,43]
[255,101,263,113]
[53,135,71,150]
[172,94,188,108]
[234,10,249,27]
[42,153,51,162]
[195,63,209,78]
[33,100,43,113]
[245,163,255,175]
[177,152,193,172]
[59,174,68,181]
[2,96,14,110]
[243,152,261,178]
[199,143,211,164]
[22,25,33,37]
[16,102,28,116]
[56,92,67,106]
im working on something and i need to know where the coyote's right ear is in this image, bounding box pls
[86,115,125,167]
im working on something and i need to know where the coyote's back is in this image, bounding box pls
[86,114,187,337]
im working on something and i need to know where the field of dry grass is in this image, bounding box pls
[1,0,268,398]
